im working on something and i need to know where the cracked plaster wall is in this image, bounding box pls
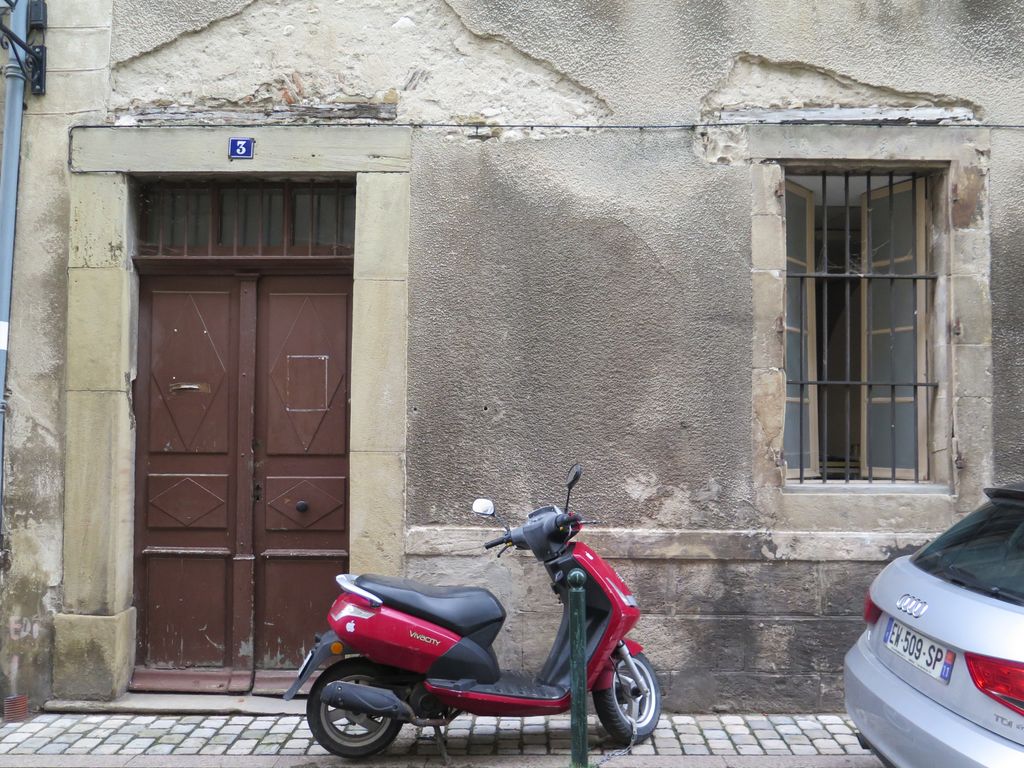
[407,130,753,530]
[109,0,607,124]
[112,1,1019,124]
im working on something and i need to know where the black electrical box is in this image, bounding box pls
[29,0,46,31]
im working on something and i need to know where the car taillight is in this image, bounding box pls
[863,593,882,626]
[966,652,1024,717]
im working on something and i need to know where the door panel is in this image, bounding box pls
[145,555,230,667]
[264,288,348,455]
[265,476,347,531]
[147,291,232,454]
[133,273,351,691]
[134,278,243,688]
[147,474,230,530]
[254,276,350,672]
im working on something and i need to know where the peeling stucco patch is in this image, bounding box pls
[694,125,748,165]
[111,0,609,126]
[702,53,982,120]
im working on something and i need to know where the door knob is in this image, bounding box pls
[295,500,309,513]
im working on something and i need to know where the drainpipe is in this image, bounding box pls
[0,0,29,569]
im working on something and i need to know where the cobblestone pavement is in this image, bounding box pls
[0,712,872,759]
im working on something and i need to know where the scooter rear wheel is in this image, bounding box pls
[593,651,661,746]
[307,658,405,758]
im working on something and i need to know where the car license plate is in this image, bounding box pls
[883,616,955,683]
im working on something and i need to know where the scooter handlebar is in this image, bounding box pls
[483,533,510,549]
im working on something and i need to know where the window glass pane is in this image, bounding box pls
[218,189,236,246]
[867,184,916,272]
[868,329,915,382]
[293,189,311,246]
[238,189,260,247]
[188,191,210,249]
[314,189,338,245]
[784,398,813,471]
[262,188,283,248]
[164,191,186,247]
[785,188,810,270]
[866,397,915,472]
[785,329,807,380]
[157,190,210,251]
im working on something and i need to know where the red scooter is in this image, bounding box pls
[284,464,661,757]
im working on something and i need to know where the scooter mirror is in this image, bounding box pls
[472,498,495,517]
[565,463,583,491]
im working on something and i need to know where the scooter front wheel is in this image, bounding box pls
[593,651,662,746]
[306,658,405,758]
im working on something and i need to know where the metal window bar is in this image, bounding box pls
[785,171,937,483]
[820,172,828,484]
[865,170,873,483]
[917,177,925,483]
[844,172,852,482]
[798,245,806,484]
[888,172,896,483]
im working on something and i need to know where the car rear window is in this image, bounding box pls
[913,499,1024,607]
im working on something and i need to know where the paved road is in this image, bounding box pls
[0,712,881,767]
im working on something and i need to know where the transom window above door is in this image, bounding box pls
[783,170,940,484]
[136,181,356,257]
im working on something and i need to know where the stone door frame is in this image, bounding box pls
[53,126,411,699]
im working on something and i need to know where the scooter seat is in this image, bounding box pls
[355,574,505,643]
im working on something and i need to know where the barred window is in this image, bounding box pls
[783,171,937,483]
[136,180,356,258]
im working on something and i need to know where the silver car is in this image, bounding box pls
[845,484,1024,767]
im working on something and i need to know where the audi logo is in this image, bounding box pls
[896,594,929,619]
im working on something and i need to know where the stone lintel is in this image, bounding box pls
[746,124,989,164]
[70,126,412,174]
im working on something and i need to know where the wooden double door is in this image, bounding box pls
[132,274,351,692]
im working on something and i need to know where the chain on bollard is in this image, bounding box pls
[568,567,589,768]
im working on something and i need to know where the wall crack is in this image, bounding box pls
[438,0,611,117]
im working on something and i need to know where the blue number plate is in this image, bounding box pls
[229,138,255,159]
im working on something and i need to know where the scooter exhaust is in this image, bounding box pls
[320,681,415,721]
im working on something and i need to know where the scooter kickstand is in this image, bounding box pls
[432,725,451,766]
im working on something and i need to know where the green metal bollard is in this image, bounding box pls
[568,568,588,768]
